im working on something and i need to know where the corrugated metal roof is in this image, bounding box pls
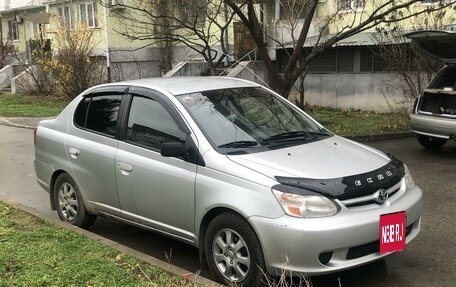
[284,32,410,48]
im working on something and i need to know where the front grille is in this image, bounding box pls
[346,223,414,260]
[340,181,401,209]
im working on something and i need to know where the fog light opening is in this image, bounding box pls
[319,251,333,265]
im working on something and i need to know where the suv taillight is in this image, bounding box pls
[34,127,37,146]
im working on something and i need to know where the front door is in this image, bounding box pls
[115,92,197,242]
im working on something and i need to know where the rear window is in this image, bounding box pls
[74,95,122,137]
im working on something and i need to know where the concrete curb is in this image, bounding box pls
[344,131,415,142]
[0,118,35,130]
[1,198,220,286]
[0,117,50,130]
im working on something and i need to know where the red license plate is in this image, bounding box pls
[379,211,406,254]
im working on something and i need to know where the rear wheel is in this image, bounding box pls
[54,173,96,228]
[417,135,447,149]
[205,212,266,286]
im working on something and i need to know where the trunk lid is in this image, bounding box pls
[405,30,456,64]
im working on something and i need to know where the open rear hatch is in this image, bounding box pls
[405,30,456,64]
[406,30,456,117]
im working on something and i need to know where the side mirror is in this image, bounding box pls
[161,142,186,157]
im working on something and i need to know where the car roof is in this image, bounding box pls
[98,76,262,95]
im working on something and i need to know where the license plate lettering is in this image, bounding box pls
[379,212,406,254]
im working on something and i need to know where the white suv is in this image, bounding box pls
[407,30,456,148]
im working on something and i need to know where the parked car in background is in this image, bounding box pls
[407,30,456,148]
[34,77,422,286]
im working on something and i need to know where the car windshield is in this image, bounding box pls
[176,87,332,152]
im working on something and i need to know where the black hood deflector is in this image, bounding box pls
[275,157,404,200]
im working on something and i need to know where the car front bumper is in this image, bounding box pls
[249,181,423,275]
[410,113,456,139]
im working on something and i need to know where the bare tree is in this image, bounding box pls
[224,0,456,98]
[0,40,15,68]
[372,9,455,111]
[30,23,106,99]
[13,39,53,96]
[108,0,236,75]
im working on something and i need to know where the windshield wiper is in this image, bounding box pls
[218,140,259,148]
[262,130,330,143]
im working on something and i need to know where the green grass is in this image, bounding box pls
[305,106,410,136]
[0,201,200,287]
[0,93,69,117]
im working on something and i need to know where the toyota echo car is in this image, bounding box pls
[34,77,422,286]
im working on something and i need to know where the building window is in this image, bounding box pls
[174,0,203,25]
[308,49,337,73]
[80,2,99,28]
[58,5,73,29]
[279,1,309,20]
[7,19,19,41]
[338,0,364,11]
[33,23,46,40]
[420,0,440,3]
[337,49,355,72]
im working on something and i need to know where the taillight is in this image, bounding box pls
[34,127,38,146]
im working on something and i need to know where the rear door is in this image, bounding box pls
[66,90,126,216]
[115,87,198,242]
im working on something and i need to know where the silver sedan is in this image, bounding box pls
[35,77,422,286]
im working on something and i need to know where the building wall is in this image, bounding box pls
[294,73,414,112]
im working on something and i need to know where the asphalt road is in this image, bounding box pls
[0,125,455,286]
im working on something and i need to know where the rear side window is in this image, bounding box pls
[74,94,122,137]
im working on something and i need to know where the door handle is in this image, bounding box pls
[68,147,80,159]
[118,162,133,175]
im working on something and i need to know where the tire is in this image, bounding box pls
[54,173,96,228]
[205,212,266,286]
[417,135,447,149]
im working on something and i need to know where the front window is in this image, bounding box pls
[126,96,186,151]
[177,87,332,153]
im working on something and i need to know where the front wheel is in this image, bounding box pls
[205,212,266,286]
[416,135,447,149]
[54,173,96,228]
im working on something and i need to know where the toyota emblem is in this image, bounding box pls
[376,189,389,204]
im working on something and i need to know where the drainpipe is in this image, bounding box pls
[103,3,111,82]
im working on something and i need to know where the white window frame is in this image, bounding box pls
[79,1,99,28]
[337,0,364,11]
[58,5,73,29]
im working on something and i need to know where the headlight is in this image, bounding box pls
[404,164,415,190]
[272,188,339,218]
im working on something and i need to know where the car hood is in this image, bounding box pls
[226,136,403,199]
[405,30,456,64]
[227,136,389,178]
